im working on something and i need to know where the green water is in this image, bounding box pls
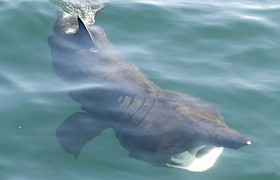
[0,0,280,179]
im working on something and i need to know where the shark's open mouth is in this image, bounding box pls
[166,146,224,172]
[50,0,107,26]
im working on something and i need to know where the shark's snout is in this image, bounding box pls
[59,11,79,35]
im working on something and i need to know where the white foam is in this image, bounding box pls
[166,146,224,172]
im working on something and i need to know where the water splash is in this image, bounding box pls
[50,0,108,26]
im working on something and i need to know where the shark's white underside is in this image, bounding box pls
[166,146,224,172]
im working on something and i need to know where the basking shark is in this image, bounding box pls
[48,11,251,172]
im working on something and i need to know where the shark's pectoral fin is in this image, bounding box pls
[205,125,251,149]
[56,112,110,158]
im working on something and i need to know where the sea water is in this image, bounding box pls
[0,0,279,179]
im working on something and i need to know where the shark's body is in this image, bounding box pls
[48,12,250,172]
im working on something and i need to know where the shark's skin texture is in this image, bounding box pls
[48,12,250,171]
